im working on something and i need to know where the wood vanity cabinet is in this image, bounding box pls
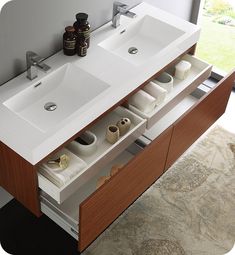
[0,48,234,253]
[165,70,235,169]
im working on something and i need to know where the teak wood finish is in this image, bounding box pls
[78,126,173,251]
[0,142,41,216]
[165,70,235,169]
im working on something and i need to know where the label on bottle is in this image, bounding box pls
[79,45,87,57]
[77,30,90,40]
[64,40,76,49]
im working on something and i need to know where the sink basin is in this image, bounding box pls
[99,15,185,65]
[3,63,110,132]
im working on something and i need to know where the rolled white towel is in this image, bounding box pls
[143,81,167,106]
[128,89,156,113]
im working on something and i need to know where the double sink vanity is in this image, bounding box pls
[0,2,234,252]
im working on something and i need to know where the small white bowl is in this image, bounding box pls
[67,131,97,156]
[153,72,174,93]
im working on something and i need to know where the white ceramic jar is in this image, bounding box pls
[174,60,192,80]
[153,72,174,93]
[67,130,97,156]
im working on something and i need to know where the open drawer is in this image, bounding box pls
[40,149,135,239]
[41,125,173,251]
[38,106,146,204]
[128,54,212,129]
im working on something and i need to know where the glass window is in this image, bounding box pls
[196,0,235,74]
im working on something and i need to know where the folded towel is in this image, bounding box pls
[128,89,156,113]
[143,81,167,106]
[39,148,87,188]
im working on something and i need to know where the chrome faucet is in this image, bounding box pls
[26,51,51,80]
[112,1,137,28]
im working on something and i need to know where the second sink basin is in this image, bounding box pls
[3,63,110,132]
[99,15,185,65]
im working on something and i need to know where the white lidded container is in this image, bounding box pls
[175,60,192,80]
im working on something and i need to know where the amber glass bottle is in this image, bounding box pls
[76,35,87,57]
[73,13,90,48]
[63,26,77,56]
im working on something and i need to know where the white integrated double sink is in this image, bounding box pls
[0,2,200,164]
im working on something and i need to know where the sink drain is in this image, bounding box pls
[44,102,57,111]
[128,47,138,54]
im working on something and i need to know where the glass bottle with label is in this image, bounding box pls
[63,26,77,56]
[73,13,90,48]
[76,35,87,57]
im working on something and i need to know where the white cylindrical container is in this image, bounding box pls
[174,60,192,80]
[143,81,167,106]
[128,89,156,113]
[153,72,174,93]
[68,131,97,156]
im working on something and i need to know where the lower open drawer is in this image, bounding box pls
[40,119,172,252]
[40,149,136,240]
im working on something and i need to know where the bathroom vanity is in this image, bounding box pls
[0,2,234,252]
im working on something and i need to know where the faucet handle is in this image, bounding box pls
[114,1,128,10]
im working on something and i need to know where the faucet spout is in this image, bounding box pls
[112,1,137,28]
[26,51,51,80]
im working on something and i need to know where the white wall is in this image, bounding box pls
[146,0,193,20]
[0,0,194,86]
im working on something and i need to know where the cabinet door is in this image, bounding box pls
[78,126,173,252]
[165,70,235,169]
[0,142,41,216]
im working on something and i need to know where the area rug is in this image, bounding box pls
[84,125,235,255]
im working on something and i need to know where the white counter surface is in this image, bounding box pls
[0,2,200,164]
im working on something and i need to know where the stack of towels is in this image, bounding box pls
[128,81,167,114]
[39,148,87,188]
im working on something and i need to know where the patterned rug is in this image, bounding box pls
[84,125,235,255]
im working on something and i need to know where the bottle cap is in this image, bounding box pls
[76,13,88,22]
[65,26,75,32]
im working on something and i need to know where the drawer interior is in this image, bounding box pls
[128,54,212,128]
[40,148,136,240]
[38,106,146,204]
[144,85,208,140]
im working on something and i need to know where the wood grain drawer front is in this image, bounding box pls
[128,54,212,129]
[165,70,235,169]
[38,106,146,204]
[78,126,173,252]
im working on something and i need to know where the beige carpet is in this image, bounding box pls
[84,126,235,255]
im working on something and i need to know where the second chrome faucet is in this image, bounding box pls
[26,51,51,80]
[112,1,137,28]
